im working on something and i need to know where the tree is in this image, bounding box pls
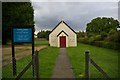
[37,30,51,40]
[77,31,86,39]
[86,17,119,38]
[2,2,34,44]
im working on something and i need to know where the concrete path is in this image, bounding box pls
[52,48,75,79]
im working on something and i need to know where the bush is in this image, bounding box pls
[105,31,120,43]
[92,41,102,47]
[108,29,116,35]
[78,38,89,44]
[92,41,120,50]
[94,35,102,41]
[103,41,119,50]
[88,36,95,44]
[78,35,120,51]
[101,32,107,40]
[78,38,120,51]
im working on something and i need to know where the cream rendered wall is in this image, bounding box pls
[49,34,57,47]
[49,21,77,47]
[68,34,77,47]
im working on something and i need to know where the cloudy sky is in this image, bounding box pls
[31,0,119,33]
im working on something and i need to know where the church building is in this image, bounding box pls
[49,20,77,48]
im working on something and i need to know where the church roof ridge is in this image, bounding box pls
[50,20,76,34]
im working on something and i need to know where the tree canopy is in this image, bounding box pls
[37,30,51,40]
[86,17,119,37]
[2,2,34,44]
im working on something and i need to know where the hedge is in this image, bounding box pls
[78,38,120,51]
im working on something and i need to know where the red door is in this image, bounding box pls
[60,36,66,48]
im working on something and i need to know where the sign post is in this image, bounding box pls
[11,36,16,76]
[11,25,34,76]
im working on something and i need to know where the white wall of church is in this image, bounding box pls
[49,21,77,47]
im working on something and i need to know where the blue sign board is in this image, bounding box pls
[13,28,32,42]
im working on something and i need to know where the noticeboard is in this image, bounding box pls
[13,28,32,43]
[11,26,34,76]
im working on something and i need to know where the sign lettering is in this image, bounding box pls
[13,28,32,42]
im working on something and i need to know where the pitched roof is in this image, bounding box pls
[50,20,76,34]
[57,30,68,37]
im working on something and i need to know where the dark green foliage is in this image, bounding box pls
[37,30,51,40]
[78,17,120,51]
[37,31,46,38]
[95,41,120,50]
[77,31,86,38]
[101,32,108,40]
[108,29,116,35]
[106,31,120,42]
[86,17,119,37]
[94,35,102,41]
[79,38,120,51]
[77,31,87,42]
[2,2,34,44]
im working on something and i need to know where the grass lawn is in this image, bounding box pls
[22,40,49,46]
[2,40,118,79]
[38,47,58,78]
[34,40,49,46]
[67,43,118,78]
[2,40,59,79]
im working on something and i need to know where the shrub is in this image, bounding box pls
[95,41,120,50]
[78,35,120,51]
[78,38,89,44]
[101,32,108,40]
[88,36,95,44]
[104,42,119,50]
[94,35,102,41]
[108,29,116,35]
[92,41,102,47]
[105,31,120,43]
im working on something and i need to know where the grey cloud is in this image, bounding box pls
[32,2,118,32]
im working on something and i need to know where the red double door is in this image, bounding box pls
[60,36,66,48]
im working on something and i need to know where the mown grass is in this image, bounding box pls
[67,43,118,78]
[38,47,59,78]
[34,40,49,46]
[2,54,33,79]
[22,40,49,46]
[2,46,59,79]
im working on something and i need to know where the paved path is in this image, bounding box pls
[52,48,75,79]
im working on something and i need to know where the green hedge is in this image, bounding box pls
[78,38,120,51]
[92,41,120,50]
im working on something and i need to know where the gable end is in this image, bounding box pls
[50,21,62,34]
[57,30,68,37]
[50,20,76,35]
[62,21,76,34]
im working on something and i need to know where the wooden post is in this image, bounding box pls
[35,50,39,79]
[32,26,35,77]
[12,28,17,76]
[12,44,17,76]
[11,26,34,77]
[85,50,90,80]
